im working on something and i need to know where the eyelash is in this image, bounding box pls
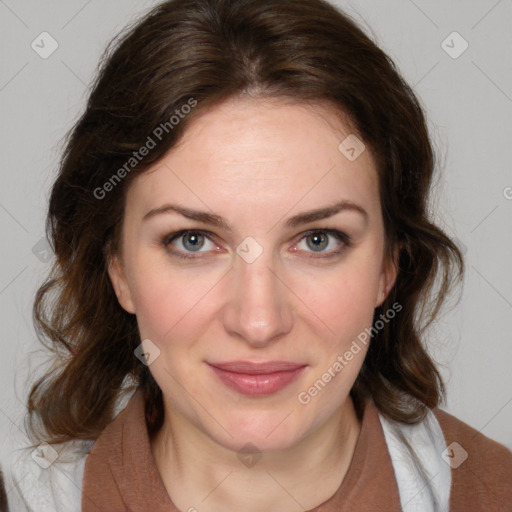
[160,229,352,261]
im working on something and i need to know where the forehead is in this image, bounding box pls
[126,96,380,222]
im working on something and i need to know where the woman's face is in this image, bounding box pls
[109,96,398,452]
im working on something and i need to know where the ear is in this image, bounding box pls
[375,243,400,308]
[107,253,136,314]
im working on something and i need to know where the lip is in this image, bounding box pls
[207,361,307,396]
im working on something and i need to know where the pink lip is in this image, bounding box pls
[207,361,306,396]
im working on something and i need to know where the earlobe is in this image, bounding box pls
[107,254,136,314]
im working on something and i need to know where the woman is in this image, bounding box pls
[6,0,512,510]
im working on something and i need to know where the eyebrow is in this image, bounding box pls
[142,199,368,230]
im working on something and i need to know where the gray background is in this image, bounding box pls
[1,0,511,476]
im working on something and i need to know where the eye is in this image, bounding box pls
[293,229,351,259]
[162,230,220,259]
[161,228,351,261]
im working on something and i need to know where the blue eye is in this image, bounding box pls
[162,230,218,259]
[161,229,351,260]
[294,229,351,259]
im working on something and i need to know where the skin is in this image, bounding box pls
[108,96,398,512]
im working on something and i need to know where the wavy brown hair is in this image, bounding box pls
[27,0,464,444]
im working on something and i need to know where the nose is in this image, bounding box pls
[221,251,294,348]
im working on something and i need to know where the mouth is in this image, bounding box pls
[207,361,307,396]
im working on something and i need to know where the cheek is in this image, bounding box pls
[289,259,382,343]
[129,261,219,346]
[128,236,383,351]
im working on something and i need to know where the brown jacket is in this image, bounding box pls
[81,389,512,511]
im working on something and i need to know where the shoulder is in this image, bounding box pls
[432,406,512,509]
[377,404,451,511]
[5,440,92,512]
[4,386,136,512]
[377,401,512,511]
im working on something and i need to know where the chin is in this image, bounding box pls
[216,429,302,455]
[207,409,311,454]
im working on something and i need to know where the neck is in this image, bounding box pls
[151,397,362,512]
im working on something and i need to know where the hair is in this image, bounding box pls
[27,0,464,445]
